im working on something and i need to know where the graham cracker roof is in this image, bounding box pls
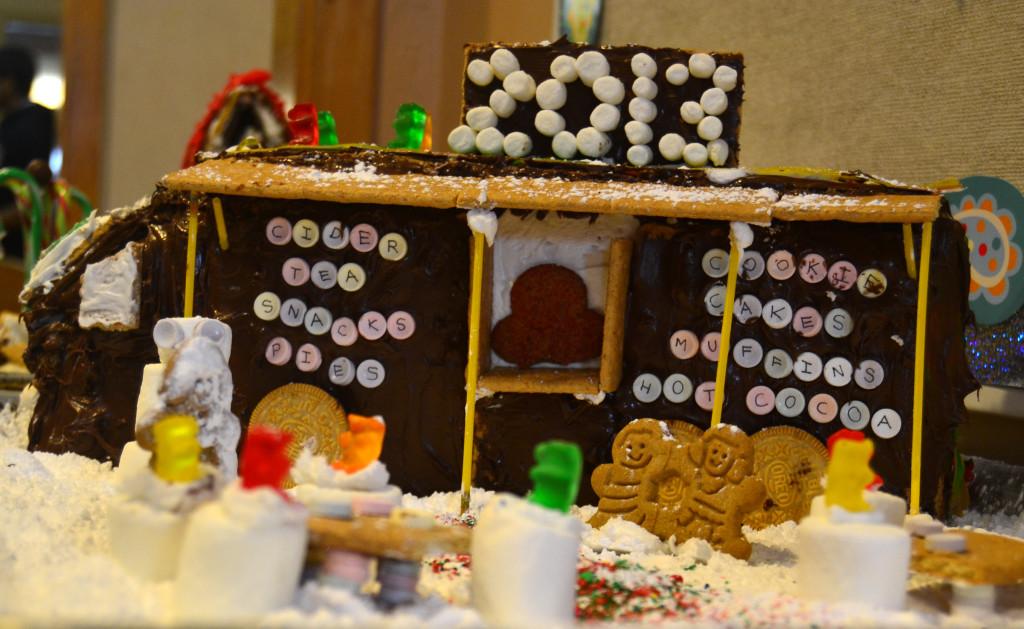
[160,146,941,223]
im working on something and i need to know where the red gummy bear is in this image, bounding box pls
[287,103,319,146]
[827,428,884,490]
[240,426,293,492]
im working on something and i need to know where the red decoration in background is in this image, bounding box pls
[240,426,293,494]
[287,104,320,146]
[181,69,288,168]
[827,428,884,489]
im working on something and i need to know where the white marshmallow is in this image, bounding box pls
[489,48,519,80]
[550,54,578,82]
[707,138,729,166]
[475,127,505,155]
[552,130,577,159]
[467,59,494,86]
[466,106,498,131]
[680,100,704,124]
[665,62,689,85]
[447,125,477,153]
[489,89,516,118]
[503,70,536,101]
[576,126,611,157]
[658,133,685,161]
[688,53,716,78]
[632,76,658,100]
[683,142,709,167]
[535,78,567,110]
[713,65,738,91]
[700,87,728,115]
[697,115,723,140]
[627,144,653,166]
[503,131,533,158]
[534,109,565,136]
[630,52,657,78]
[593,75,625,104]
[589,103,620,132]
[575,50,609,86]
[628,97,657,123]
[625,120,653,145]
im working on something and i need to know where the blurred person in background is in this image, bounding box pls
[0,45,55,261]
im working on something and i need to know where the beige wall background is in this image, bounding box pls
[603,0,1024,189]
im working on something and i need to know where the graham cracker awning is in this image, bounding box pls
[160,147,942,223]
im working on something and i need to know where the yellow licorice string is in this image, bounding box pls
[710,233,741,426]
[902,224,917,280]
[212,197,230,250]
[461,232,486,513]
[909,221,934,515]
[183,203,199,317]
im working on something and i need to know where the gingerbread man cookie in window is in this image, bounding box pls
[588,419,677,530]
[653,424,765,560]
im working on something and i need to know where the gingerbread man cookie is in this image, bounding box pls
[589,419,676,530]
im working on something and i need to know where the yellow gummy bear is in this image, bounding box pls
[152,414,203,483]
[824,439,875,512]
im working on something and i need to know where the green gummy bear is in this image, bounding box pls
[387,103,427,149]
[318,111,339,145]
[528,440,582,513]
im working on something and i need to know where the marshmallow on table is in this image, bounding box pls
[489,48,519,79]
[475,127,505,156]
[625,120,653,145]
[503,132,532,158]
[665,62,689,85]
[575,50,609,86]
[680,101,704,125]
[550,54,578,82]
[535,78,567,110]
[627,145,653,167]
[489,89,516,118]
[576,127,611,158]
[688,52,716,78]
[465,106,497,131]
[448,125,477,153]
[593,75,625,105]
[552,131,577,159]
[535,110,565,136]
[683,142,709,167]
[503,70,536,102]
[810,491,907,526]
[590,103,620,132]
[466,58,493,86]
[628,97,656,124]
[708,139,729,166]
[658,133,685,161]
[109,494,188,582]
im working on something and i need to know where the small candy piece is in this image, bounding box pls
[700,332,721,361]
[333,414,386,474]
[669,329,700,360]
[702,248,729,278]
[356,359,386,388]
[576,127,610,158]
[626,145,653,166]
[854,359,885,390]
[387,311,416,340]
[253,291,280,321]
[825,308,854,338]
[746,386,775,416]
[694,381,716,411]
[295,343,322,372]
[527,440,583,513]
[683,142,709,167]
[824,438,875,511]
[734,294,762,323]
[282,257,310,286]
[322,221,349,249]
[293,219,319,248]
[550,54,578,82]
[857,268,888,298]
[489,48,519,79]
[475,127,505,155]
[700,88,728,116]
[775,387,806,418]
[593,75,625,104]
[266,217,292,245]
[337,262,366,292]
[697,116,723,141]
[378,233,408,261]
[665,63,689,86]
[152,414,203,483]
[663,373,693,403]
[628,97,657,124]
[489,89,516,118]
[733,338,763,368]
[688,53,716,78]
[840,400,870,430]
[713,65,738,91]
[707,139,729,166]
[386,103,427,149]
[870,408,901,439]
[503,70,536,101]
[828,260,858,291]
[240,426,293,492]
[590,103,620,132]
[799,253,828,283]
[535,78,567,110]
[926,533,966,553]
[632,373,662,402]
[328,357,355,386]
[764,349,793,379]
[824,357,853,387]
[704,284,727,316]
[503,131,533,158]
[794,351,823,382]
[350,223,378,252]
[535,109,565,136]
[809,393,838,423]
[905,513,945,537]
[552,130,577,159]
[466,106,498,131]
[280,298,307,327]
[763,298,794,329]
[304,306,332,336]
[576,50,610,86]
[658,133,685,161]
[287,103,319,145]
[331,317,358,346]
[625,120,653,145]
[792,306,823,337]
[265,337,292,365]
[632,76,658,100]
[447,125,477,153]
[740,251,765,280]
[358,310,387,340]
[630,52,657,78]
[466,58,494,86]
[767,250,796,280]
[680,101,704,124]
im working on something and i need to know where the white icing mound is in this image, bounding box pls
[466,208,498,245]
[78,242,141,330]
[584,516,665,554]
[219,481,307,528]
[114,464,218,513]
[290,449,389,491]
[0,385,37,449]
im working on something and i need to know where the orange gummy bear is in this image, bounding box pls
[332,414,386,473]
